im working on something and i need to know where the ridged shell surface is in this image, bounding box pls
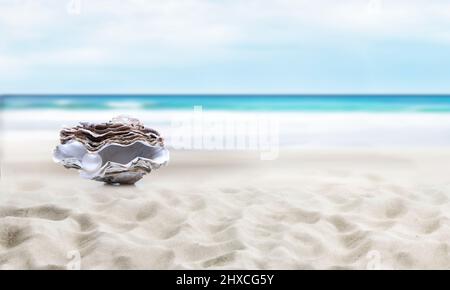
[53,116,169,185]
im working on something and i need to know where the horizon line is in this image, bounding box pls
[3,93,450,97]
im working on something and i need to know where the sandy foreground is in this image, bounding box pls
[1,139,450,269]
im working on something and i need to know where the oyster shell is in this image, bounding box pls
[53,116,169,185]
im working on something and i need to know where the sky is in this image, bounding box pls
[1,0,450,94]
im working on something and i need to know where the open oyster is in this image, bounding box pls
[53,116,169,185]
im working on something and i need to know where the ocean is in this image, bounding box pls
[2,94,450,112]
[2,94,450,148]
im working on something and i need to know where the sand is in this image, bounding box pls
[1,138,450,269]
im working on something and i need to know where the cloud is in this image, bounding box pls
[2,1,450,58]
[0,0,246,73]
[1,0,450,92]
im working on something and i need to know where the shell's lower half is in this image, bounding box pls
[53,140,169,185]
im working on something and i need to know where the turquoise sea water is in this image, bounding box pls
[2,95,450,112]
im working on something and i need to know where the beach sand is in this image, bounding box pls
[1,138,450,269]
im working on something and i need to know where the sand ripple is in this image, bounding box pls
[1,150,450,269]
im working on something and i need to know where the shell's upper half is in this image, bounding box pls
[53,116,169,185]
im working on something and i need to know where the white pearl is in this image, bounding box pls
[59,141,87,159]
[81,153,102,172]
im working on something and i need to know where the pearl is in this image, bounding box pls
[81,153,102,172]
